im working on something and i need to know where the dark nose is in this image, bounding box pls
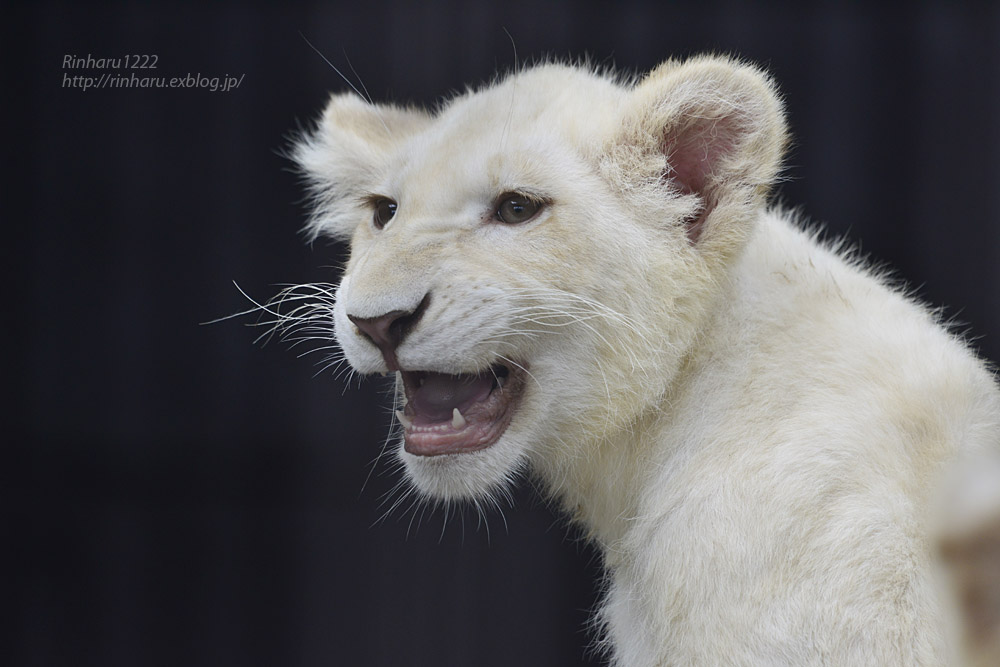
[347,295,429,371]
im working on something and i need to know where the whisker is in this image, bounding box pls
[298,32,392,138]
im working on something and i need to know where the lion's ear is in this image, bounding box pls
[617,56,788,242]
[293,93,432,241]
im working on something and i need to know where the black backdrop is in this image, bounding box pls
[10,2,1000,666]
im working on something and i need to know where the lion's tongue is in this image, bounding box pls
[408,372,494,423]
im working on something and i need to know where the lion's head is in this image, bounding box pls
[292,56,786,503]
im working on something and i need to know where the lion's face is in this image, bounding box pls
[294,60,786,502]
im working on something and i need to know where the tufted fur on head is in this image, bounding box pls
[286,55,1000,666]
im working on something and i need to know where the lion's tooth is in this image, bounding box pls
[452,408,467,429]
[396,410,413,429]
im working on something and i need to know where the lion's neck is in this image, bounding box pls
[532,382,688,553]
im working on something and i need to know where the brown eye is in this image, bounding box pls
[373,199,397,229]
[495,194,541,224]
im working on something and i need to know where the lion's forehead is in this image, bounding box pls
[381,69,624,202]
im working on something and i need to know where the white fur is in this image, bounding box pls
[292,56,1000,665]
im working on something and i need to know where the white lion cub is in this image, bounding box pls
[292,56,1000,665]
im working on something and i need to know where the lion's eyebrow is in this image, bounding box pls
[356,192,386,207]
[493,187,553,205]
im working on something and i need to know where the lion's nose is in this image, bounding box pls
[347,295,429,371]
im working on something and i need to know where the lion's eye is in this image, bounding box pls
[373,199,397,229]
[495,194,541,224]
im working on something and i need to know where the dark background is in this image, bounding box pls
[9,2,999,666]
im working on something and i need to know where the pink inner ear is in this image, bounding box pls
[663,114,740,241]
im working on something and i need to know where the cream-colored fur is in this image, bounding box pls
[292,56,1000,665]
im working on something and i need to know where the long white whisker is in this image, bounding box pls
[299,32,392,137]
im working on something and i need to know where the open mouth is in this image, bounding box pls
[396,363,526,457]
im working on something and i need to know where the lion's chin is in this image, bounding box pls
[399,429,530,502]
[397,362,527,457]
